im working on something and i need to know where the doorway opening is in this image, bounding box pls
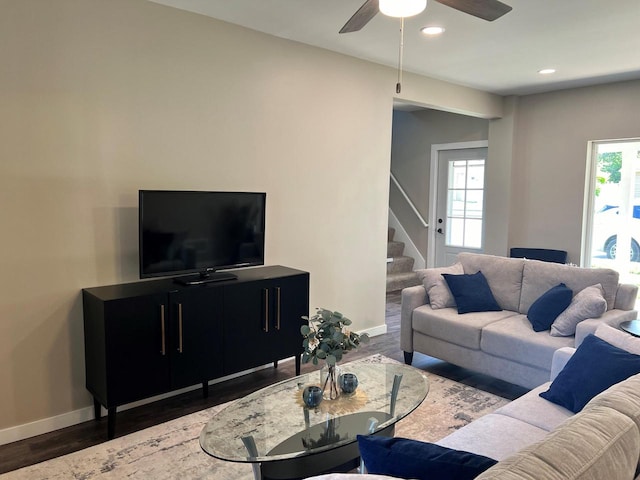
[429,141,488,267]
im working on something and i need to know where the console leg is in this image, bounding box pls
[107,407,116,440]
[273,360,278,369]
[202,381,209,398]
[93,398,101,420]
[295,354,301,376]
[403,351,414,365]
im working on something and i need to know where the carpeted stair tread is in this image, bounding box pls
[386,271,421,292]
[387,255,415,274]
[387,241,405,258]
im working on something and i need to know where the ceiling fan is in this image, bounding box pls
[339,0,513,34]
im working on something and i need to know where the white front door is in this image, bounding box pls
[432,146,487,267]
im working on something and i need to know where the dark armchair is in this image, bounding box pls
[509,247,568,264]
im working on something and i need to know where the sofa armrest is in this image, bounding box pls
[615,283,639,311]
[400,285,428,353]
[574,309,638,347]
[550,347,575,381]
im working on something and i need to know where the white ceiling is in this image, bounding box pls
[149,0,640,96]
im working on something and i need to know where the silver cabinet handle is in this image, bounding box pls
[160,304,166,356]
[275,287,281,330]
[177,303,183,353]
[263,288,269,332]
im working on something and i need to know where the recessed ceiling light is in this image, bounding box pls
[421,26,445,36]
[538,68,556,75]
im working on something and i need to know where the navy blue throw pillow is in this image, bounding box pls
[527,283,572,332]
[357,435,497,480]
[442,271,502,314]
[540,334,640,413]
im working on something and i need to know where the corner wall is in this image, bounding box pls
[508,80,640,263]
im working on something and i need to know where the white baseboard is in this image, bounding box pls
[359,323,388,338]
[0,361,283,447]
[0,323,388,447]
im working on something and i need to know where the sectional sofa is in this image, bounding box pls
[308,324,640,479]
[400,252,638,388]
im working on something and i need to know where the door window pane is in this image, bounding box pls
[464,219,483,248]
[447,218,465,246]
[446,159,485,249]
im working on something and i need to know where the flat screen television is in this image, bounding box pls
[139,190,266,284]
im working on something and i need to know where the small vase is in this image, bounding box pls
[302,385,323,408]
[339,372,358,394]
[321,364,340,400]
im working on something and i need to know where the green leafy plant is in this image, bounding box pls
[300,308,370,366]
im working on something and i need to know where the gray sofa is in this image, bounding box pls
[401,252,638,389]
[308,330,640,479]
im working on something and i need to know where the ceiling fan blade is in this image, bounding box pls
[339,0,379,34]
[434,0,512,21]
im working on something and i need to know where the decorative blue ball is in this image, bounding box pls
[339,373,358,394]
[302,385,323,408]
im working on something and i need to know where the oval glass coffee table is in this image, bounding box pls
[200,362,428,480]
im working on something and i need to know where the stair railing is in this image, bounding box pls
[390,172,429,228]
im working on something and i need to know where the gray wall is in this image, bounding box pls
[390,109,489,259]
[508,80,640,263]
[0,0,502,439]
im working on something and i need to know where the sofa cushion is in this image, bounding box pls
[443,271,502,314]
[585,373,640,438]
[540,334,640,413]
[418,262,463,309]
[595,323,640,355]
[480,315,574,370]
[475,406,640,480]
[550,284,607,337]
[357,435,497,480]
[493,383,573,432]
[437,413,549,461]
[457,253,524,312]
[519,260,619,314]
[526,283,572,332]
[412,305,518,350]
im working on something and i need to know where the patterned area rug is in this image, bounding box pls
[1,355,509,480]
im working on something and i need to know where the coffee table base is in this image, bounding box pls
[254,424,394,480]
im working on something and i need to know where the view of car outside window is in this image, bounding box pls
[590,141,640,305]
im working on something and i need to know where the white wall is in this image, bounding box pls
[0,0,502,438]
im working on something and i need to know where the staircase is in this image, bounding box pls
[386,228,421,292]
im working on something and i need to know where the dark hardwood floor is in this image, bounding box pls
[0,292,528,475]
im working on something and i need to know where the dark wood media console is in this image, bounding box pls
[82,265,309,439]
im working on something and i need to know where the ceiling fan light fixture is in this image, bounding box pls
[379,0,427,18]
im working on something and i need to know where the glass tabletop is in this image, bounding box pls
[199,362,429,463]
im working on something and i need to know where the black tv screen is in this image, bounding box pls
[139,190,266,282]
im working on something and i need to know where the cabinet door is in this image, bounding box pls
[104,293,170,406]
[223,279,274,374]
[270,274,309,360]
[223,274,309,375]
[169,287,224,389]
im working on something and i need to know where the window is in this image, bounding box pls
[446,159,484,249]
